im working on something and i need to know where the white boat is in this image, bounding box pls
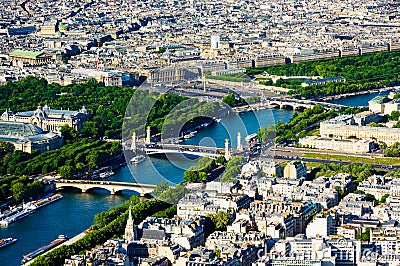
[99,171,114,179]
[0,238,17,249]
[0,209,34,226]
[215,118,221,123]
[184,132,196,139]
[130,155,145,164]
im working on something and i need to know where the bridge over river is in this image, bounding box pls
[144,143,233,159]
[233,97,350,112]
[55,180,157,196]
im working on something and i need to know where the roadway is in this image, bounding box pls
[144,143,225,158]
[261,145,400,169]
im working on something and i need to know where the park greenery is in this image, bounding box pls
[260,78,307,90]
[315,163,379,184]
[386,169,400,178]
[271,104,336,143]
[220,156,245,183]
[247,50,400,98]
[385,142,400,157]
[221,94,261,107]
[0,133,123,204]
[31,198,171,266]
[0,76,219,140]
[152,205,178,219]
[182,155,243,184]
[153,183,188,204]
[157,100,222,138]
[388,110,400,121]
[205,73,250,83]
[0,76,134,139]
[0,175,45,203]
[0,138,121,178]
[207,211,231,231]
[303,152,400,165]
[222,94,246,107]
[183,156,225,183]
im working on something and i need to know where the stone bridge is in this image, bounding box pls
[55,180,157,196]
[266,97,347,110]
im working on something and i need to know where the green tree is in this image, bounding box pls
[58,165,73,179]
[334,186,345,199]
[11,182,26,202]
[198,172,208,182]
[60,125,78,142]
[0,140,12,157]
[389,110,400,121]
[86,151,98,173]
[158,184,187,204]
[258,126,268,143]
[361,228,371,241]
[215,156,226,165]
[385,142,400,157]
[208,211,230,231]
[221,156,244,183]
[365,193,376,202]
[153,180,169,197]
[82,121,99,138]
[184,170,199,182]
[76,162,85,175]
[222,94,240,106]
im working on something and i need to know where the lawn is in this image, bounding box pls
[302,152,400,165]
[205,73,251,83]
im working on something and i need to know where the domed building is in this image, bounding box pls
[0,121,63,153]
[1,105,89,132]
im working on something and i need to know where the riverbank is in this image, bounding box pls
[321,86,395,101]
[0,191,130,266]
[24,231,87,266]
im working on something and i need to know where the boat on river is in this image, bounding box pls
[184,132,196,139]
[99,170,114,179]
[0,238,17,249]
[130,155,146,164]
[0,206,23,220]
[21,235,68,264]
[33,194,63,209]
[0,201,37,227]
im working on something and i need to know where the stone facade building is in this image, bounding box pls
[1,105,89,132]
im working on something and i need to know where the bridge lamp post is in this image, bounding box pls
[146,126,151,144]
[225,139,231,161]
[237,132,243,152]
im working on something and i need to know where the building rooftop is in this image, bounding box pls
[369,96,390,104]
[0,120,43,137]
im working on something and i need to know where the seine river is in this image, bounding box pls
[0,91,386,265]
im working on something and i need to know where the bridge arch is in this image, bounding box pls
[294,105,307,111]
[145,148,220,159]
[280,104,294,110]
[55,181,156,197]
[268,102,281,109]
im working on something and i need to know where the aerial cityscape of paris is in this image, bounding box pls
[1,0,400,265]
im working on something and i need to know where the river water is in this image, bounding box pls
[329,91,390,106]
[0,92,381,265]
